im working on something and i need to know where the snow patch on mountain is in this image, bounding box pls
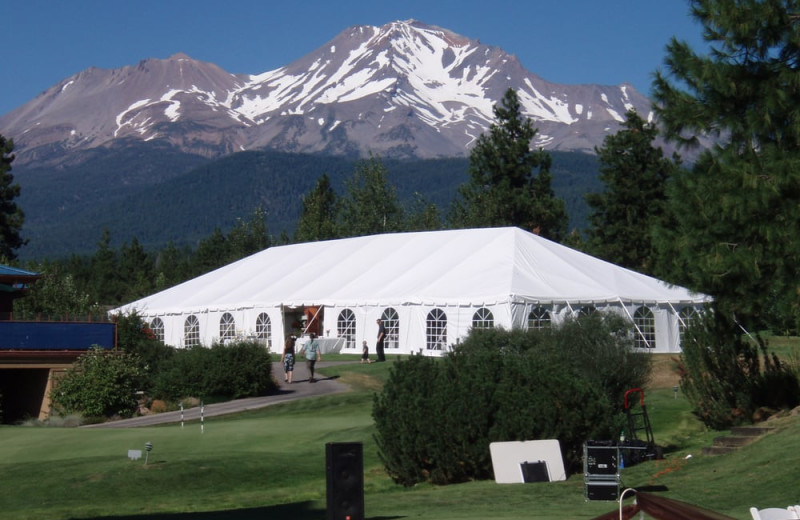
[0,19,657,164]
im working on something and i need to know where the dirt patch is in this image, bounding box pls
[338,371,384,391]
[648,354,682,389]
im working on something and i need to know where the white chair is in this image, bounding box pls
[750,506,800,520]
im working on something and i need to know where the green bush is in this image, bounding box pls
[51,346,144,419]
[491,352,617,473]
[373,355,442,486]
[153,341,276,401]
[537,312,651,413]
[680,309,800,429]
[113,312,174,392]
[373,315,649,486]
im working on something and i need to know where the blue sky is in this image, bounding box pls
[1,1,705,117]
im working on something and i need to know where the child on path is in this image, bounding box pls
[361,340,372,364]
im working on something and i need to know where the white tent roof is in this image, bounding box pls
[116,227,709,316]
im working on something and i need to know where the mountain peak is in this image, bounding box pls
[168,52,193,60]
[0,20,654,165]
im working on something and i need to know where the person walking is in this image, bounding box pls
[361,340,372,364]
[375,319,386,362]
[300,333,322,382]
[281,334,296,384]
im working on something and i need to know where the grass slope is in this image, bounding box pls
[0,356,797,520]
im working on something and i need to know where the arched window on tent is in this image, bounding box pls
[150,317,164,343]
[678,307,698,348]
[528,306,551,330]
[472,307,494,329]
[256,312,271,348]
[579,305,597,317]
[184,315,200,347]
[381,308,400,349]
[633,306,655,349]
[426,309,447,350]
[338,309,356,349]
[220,313,236,342]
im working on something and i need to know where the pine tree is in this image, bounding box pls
[652,0,800,331]
[89,229,124,305]
[0,135,26,260]
[451,88,568,241]
[119,237,153,301]
[338,156,403,237]
[190,229,229,277]
[227,206,271,259]
[585,110,680,273]
[153,242,190,291]
[405,192,442,232]
[294,174,339,242]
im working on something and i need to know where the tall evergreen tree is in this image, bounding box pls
[153,242,190,291]
[652,0,800,331]
[89,229,123,305]
[294,174,339,242]
[451,88,568,241]
[190,229,229,277]
[227,206,271,259]
[585,110,680,273]
[0,135,26,260]
[338,156,403,237]
[405,192,442,232]
[119,237,153,301]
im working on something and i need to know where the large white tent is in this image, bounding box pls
[114,227,710,355]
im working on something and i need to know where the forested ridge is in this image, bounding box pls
[15,145,600,260]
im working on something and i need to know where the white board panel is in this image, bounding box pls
[489,439,567,483]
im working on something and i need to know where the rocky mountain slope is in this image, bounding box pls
[0,20,653,166]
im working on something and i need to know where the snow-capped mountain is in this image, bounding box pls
[1,20,654,165]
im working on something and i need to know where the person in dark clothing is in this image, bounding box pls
[375,319,386,362]
[281,335,296,384]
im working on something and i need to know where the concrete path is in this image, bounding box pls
[84,361,351,428]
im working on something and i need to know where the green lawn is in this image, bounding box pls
[1,354,798,519]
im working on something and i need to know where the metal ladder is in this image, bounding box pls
[624,388,655,446]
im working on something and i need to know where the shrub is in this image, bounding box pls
[538,313,651,413]
[373,355,442,486]
[152,341,276,401]
[491,352,617,472]
[680,308,800,429]
[113,312,174,393]
[373,315,648,486]
[430,331,506,483]
[51,347,144,419]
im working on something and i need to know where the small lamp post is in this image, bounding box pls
[673,385,679,399]
[144,441,153,465]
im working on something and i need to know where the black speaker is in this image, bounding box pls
[585,480,620,501]
[584,441,618,476]
[326,442,364,520]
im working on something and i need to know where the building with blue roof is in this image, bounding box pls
[0,264,116,423]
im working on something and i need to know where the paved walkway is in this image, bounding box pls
[84,361,351,428]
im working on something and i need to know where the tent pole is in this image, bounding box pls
[618,298,651,349]
[666,301,686,328]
